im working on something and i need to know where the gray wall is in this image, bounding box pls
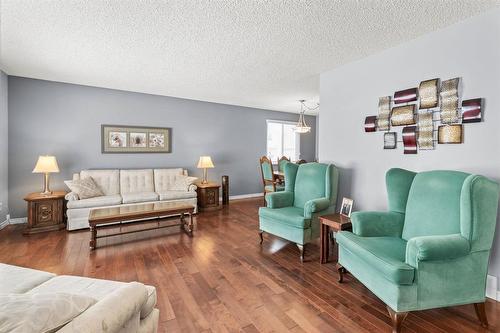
[0,71,8,223]
[8,77,316,217]
[319,9,500,281]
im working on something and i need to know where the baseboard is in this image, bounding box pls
[9,217,27,224]
[0,219,8,230]
[228,193,263,200]
[486,275,498,301]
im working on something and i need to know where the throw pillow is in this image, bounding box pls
[64,177,104,199]
[170,176,198,191]
[0,292,96,333]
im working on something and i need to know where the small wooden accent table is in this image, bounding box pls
[88,201,195,250]
[24,191,67,235]
[319,213,352,264]
[195,182,221,211]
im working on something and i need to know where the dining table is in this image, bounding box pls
[273,170,284,183]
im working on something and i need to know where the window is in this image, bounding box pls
[266,120,300,162]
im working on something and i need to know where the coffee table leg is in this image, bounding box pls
[180,213,186,231]
[89,225,97,250]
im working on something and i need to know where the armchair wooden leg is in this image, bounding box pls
[336,263,346,283]
[474,302,488,328]
[259,230,264,244]
[297,244,305,262]
[386,306,408,333]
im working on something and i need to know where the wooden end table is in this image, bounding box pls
[195,182,221,211]
[319,213,352,264]
[24,191,67,235]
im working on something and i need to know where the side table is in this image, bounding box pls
[319,213,352,264]
[24,191,67,235]
[195,182,221,212]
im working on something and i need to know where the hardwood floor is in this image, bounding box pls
[0,198,497,332]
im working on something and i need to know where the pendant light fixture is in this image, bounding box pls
[294,99,318,133]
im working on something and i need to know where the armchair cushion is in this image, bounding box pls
[405,234,470,267]
[336,232,415,285]
[351,211,405,237]
[265,191,293,209]
[258,206,310,229]
[304,197,330,219]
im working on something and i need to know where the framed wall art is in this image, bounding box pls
[101,125,171,153]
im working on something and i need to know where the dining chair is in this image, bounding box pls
[278,156,290,173]
[296,159,307,165]
[259,156,284,205]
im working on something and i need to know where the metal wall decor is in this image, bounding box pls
[364,116,377,132]
[391,105,416,126]
[438,124,463,144]
[462,99,482,123]
[363,76,484,155]
[402,126,417,154]
[377,96,391,131]
[419,78,440,109]
[384,132,397,149]
[394,88,418,104]
[440,78,460,124]
[417,112,434,150]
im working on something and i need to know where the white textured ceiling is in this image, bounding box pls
[1,1,499,114]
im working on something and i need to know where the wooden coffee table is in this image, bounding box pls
[88,201,195,250]
[319,213,352,264]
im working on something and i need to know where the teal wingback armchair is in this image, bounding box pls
[259,162,339,261]
[336,168,499,332]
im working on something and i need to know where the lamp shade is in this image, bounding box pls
[197,156,214,169]
[33,156,60,173]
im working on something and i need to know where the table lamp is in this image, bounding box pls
[33,155,60,195]
[197,156,214,184]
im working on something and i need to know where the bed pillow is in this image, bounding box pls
[0,292,96,333]
[64,177,104,199]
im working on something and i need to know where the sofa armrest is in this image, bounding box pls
[265,191,294,209]
[351,211,405,237]
[304,197,330,219]
[58,282,148,333]
[65,192,79,201]
[188,184,197,192]
[405,234,470,267]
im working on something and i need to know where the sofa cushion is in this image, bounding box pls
[120,169,155,194]
[0,292,96,333]
[154,168,184,192]
[66,194,122,209]
[80,170,120,196]
[28,275,157,320]
[259,206,310,229]
[0,264,55,294]
[158,191,197,201]
[64,177,104,199]
[336,232,415,285]
[122,192,158,204]
[170,176,198,191]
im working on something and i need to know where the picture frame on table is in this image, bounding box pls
[340,197,353,217]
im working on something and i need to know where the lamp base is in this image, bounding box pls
[201,168,208,184]
[40,173,52,195]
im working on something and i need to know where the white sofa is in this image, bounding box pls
[0,263,159,333]
[66,168,197,230]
